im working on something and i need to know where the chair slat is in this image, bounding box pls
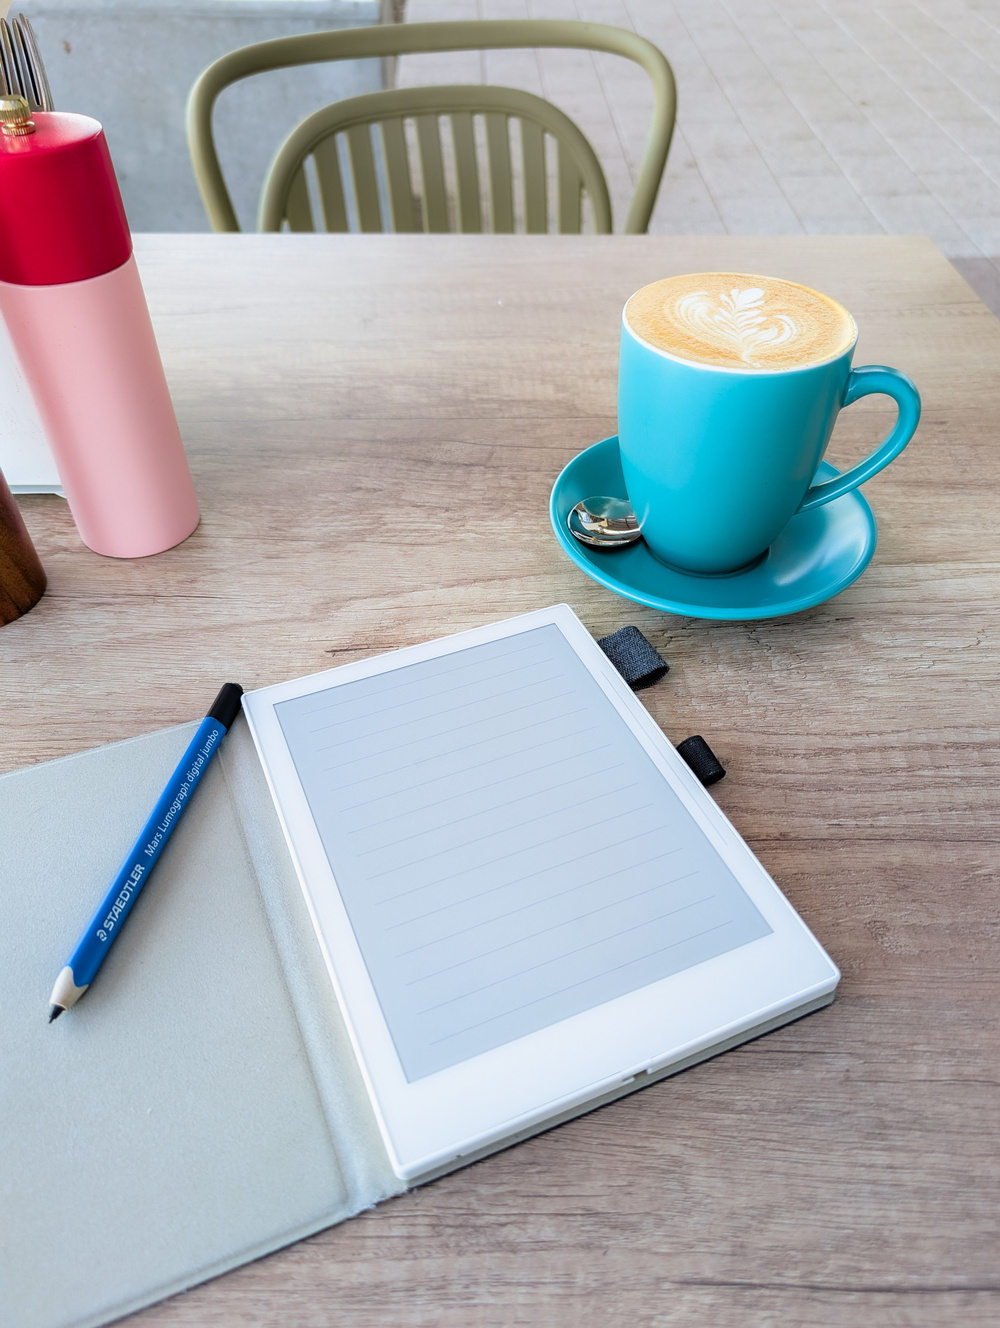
[284,167,314,232]
[380,118,418,232]
[521,119,547,233]
[311,135,348,232]
[258,83,616,237]
[484,112,514,233]
[449,111,482,233]
[346,123,382,232]
[415,114,449,233]
[557,139,582,234]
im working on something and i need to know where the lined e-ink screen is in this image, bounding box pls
[275,624,771,1081]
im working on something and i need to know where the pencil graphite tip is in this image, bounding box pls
[48,1005,64,1023]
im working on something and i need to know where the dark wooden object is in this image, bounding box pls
[0,466,45,625]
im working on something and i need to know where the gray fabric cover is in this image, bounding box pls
[0,717,404,1328]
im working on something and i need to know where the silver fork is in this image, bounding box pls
[16,15,53,110]
[0,14,53,111]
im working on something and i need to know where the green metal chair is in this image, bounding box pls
[187,20,676,236]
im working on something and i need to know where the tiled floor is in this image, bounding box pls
[396,0,1000,312]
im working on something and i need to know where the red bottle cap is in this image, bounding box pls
[0,110,132,286]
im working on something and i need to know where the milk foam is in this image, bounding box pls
[625,273,856,370]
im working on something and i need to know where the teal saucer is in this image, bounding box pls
[549,436,877,621]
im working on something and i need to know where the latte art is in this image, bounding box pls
[625,273,856,370]
[677,286,797,362]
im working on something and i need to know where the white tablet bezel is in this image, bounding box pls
[243,605,838,1182]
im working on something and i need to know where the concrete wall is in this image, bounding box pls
[25,0,388,231]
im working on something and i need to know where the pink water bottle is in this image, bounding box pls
[0,95,199,558]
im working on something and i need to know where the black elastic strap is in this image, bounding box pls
[676,735,726,786]
[596,625,669,691]
[596,628,725,787]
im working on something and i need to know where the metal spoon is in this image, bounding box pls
[568,496,642,548]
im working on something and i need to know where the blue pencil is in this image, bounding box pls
[48,683,244,1021]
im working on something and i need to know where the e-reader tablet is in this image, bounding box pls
[243,605,839,1182]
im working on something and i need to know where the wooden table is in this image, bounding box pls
[5,235,998,1327]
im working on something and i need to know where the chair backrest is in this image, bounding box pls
[260,84,613,235]
[188,19,676,235]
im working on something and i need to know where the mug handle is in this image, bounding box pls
[797,365,921,512]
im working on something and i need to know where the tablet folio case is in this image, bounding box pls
[0,719,404,1328]
[1,697,830,1326]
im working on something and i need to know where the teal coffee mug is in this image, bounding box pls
[617,273,921,575]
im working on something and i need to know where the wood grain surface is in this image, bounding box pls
[3,234,998,1328]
